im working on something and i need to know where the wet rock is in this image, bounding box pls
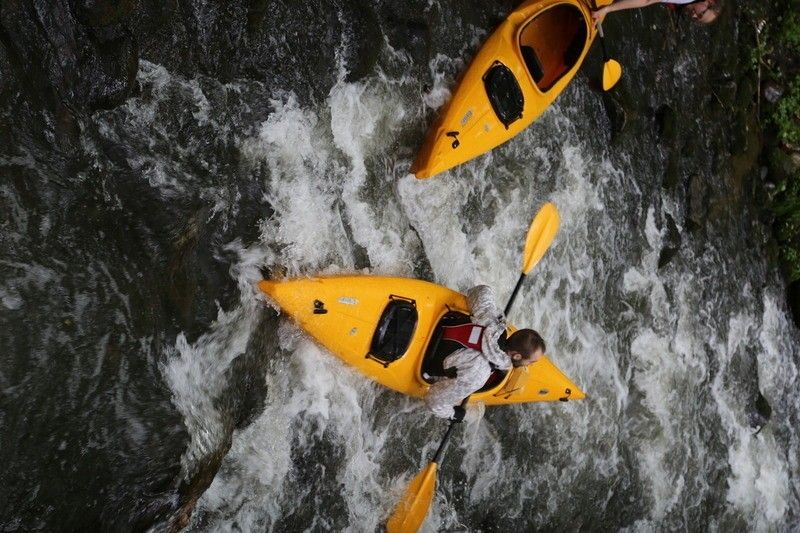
[713,79,737,110]
[662,150,682,191]
[686,173,708,232]
[658,214,682,269]
[167,208,209,330]
[730,76,758,156]
[130,0,179,59]
[762,81,784,105]
[82,30,139,111]
[246,0,269,34]
[653,104,675,140]
[166,314,279,530]
[165,204,243,340]
[655,105,682,190]
[748,391,772,433]
[657,246,679,269]
[0,0,139,146]
[724,111,762,212]
[602,93,628,138]
[54,101,84,150]
[75,0,138,27]
[789,280,800,329]
[384,16,431,67]
[407,223,434,280]
[225,314,277,430]
[342,3,382,83]
[768,146,800,186]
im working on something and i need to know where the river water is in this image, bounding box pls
[1,1,798,531]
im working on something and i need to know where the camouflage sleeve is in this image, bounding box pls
[425,350,492,418]
[466,285,503,326]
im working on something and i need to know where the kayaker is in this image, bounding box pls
[592,0,722,25]
[425,285,546,421]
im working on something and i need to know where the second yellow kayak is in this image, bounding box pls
[413,0,612,179]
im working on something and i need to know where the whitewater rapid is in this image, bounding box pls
[118,26,800,532]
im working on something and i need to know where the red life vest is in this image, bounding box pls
[440,323,485,352]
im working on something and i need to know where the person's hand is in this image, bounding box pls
[450,406,466,423]
[592,7,608,25]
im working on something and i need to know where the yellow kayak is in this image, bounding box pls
[259,276,584,406]
[412,0,612,179]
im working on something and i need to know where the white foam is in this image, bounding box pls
[162,302,260,478]
[194,334,392,530]
[145,28,800,529]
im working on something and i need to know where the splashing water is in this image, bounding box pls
[137,28,800,530]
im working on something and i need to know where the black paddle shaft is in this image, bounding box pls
[589,0,612,62]
[432,397,469,464]
[503,273,526,317]
[597,22,611,61]
[432,421,457,464]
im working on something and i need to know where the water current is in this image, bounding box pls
[1,1,798,531]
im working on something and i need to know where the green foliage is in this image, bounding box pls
[779,11,800,51]
[748,11,773,75]
[779,242,800,281]
[773,163,800,281]
[773,76,800,146]
[754,3,800,281]
[734,2,800,280]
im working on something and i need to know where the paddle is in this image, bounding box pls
[504,202,561,316]
[596,22,622,91]
[385,202,561,533]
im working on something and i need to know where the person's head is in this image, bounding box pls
[685,0,722,25]
[505,329,546,368]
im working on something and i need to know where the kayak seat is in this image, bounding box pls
[518,3,587,92]
[521,46,544,84]
[421,311,508,393]
[421,311,472,380]
[367,297,418,367]
[563,28,585,70]
[483,62,524,128]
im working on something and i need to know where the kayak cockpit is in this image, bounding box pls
[421,311,509,392]
[468,3,592,143]
[484,63,525,129]
[368,296,418,367]
[518,3,588,92]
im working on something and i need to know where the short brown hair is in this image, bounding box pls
[506,329,546,357]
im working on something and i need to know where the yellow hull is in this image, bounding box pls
[259,276,585,406]
[412,0,611,179]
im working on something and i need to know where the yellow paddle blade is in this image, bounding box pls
[602,59,622,91]
[386,463,438,533]
[521,202,560,274]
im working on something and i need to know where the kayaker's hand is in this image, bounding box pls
[451,406,466,423]
[592,8,608,25]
